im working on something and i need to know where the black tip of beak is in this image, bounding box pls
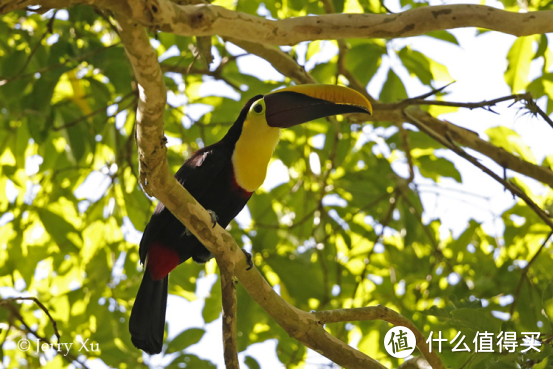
[265,91,371,128]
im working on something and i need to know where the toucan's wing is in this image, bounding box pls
[174,144,233,198]
[138,144,231,263]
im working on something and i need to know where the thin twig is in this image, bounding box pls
[0,296,60,342]
[378,0,394,14]
[161,57,242,91]
[52,91,136,131]
[397,187,453,277]
[394,92,551,127]
[403,109,553,228]
[416,183,492,200]
[350,190,399,306]
[0,43,120,85]
[220,268,239,369]
[520,95,553,128]
[399,124,415,183]
[16,11,57,77]
[0,298,90,369]
[404,82,455,101]
[510,232,553,316]
[459,353,476,369]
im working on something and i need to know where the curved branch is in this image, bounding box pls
[0,299,90,369]
[315,305,444,369]
[0,297,60,342]
[7,1,551,42]
[118,14,386,369]
[114,15,168,197]
[225,37,316,85]
[128,2,552,44]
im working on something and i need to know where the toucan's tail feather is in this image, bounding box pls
[129,271,168,354]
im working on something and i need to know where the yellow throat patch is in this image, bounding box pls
[232,99,280,192]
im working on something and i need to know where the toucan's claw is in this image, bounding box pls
[241,249,253,270]
[207,210,219,228]
[182,227,192,237]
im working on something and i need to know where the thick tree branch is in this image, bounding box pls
[141,2,554,42]
[314,305,444,369]
[114,15,168,197]
[117,2,551,42]
[225,37,316,85]
[5,1,551,42]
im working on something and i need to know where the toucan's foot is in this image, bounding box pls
[241,249,253,270]
[207,210,219,228]
[182,227,192,237]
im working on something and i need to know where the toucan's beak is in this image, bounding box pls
[264,84,372,128]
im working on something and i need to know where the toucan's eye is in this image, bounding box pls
[253,104,263,113]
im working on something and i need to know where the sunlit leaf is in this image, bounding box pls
[505,36,537,93]
[485,126,537,164]
[166,328,205,354]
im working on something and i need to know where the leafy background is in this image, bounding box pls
[0,0,552,368]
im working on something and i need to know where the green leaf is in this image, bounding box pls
[37,208,81,251]
[543,282,553,321]
[0,9,552,369]
[379,69,407,103]
[424,30,459,45]
[122,184,151,230]
[398,46,451,84]
[450,308,501,334]
[165,328,205,354]
[527,73,553,114]
[485,126,537,164]
[414,154,462,182]
[244,356,261,369]
[311,61,337,84]
[345,41,384,85]
[306,41,321,62]
[202,275,223,323]
[167,354,216,369]
[534,34,548,60]
[505,36,537,93]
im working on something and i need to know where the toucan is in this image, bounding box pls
[129,84,372,354]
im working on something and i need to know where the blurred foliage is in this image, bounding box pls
[0,0,552,368]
